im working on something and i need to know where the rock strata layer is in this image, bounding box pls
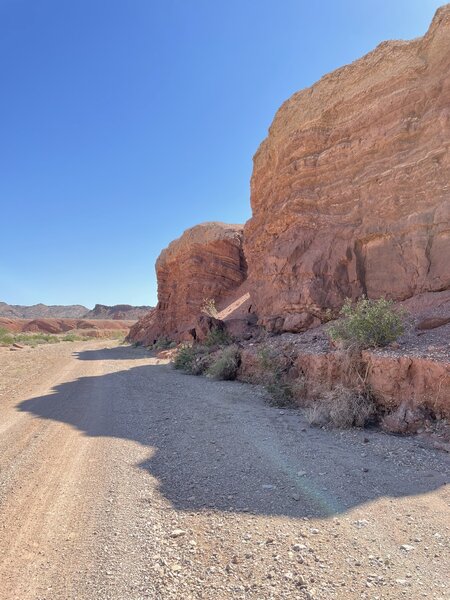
[128,223,246,344]
[244,5,450,332]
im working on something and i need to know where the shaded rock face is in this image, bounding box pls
[128,223,247,344]
[244,6,450,333]
[127,309,158,345]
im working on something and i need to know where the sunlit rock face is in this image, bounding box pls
[244,5,450,333]
[128,222,246,344]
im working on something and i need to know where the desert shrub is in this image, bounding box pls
[0,327,14,346]
[14,333,60,346]
[206,345,241,380]
[61,333,83,342]
[204,327,232,348]
[173,344,212,375]
[255,344,298,406]
[266,379,294,406]
[328,297,405,349]
[174,344,196,371]
[305,385,376,429]
[201,298,219,318]
[108,331,126,341]
[154,336,176,350]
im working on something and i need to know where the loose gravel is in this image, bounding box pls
[0,342,448,599]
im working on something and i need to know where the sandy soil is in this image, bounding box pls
[0,341,448,599]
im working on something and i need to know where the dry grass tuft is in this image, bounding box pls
[306,385,376,429]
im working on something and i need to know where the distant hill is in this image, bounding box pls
[0,302,152,320]
[0,302,88,319]
[83,304,152,320]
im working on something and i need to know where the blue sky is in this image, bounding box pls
[0,0,444,307]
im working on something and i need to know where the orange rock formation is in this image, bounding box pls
[244,5,450,332]
[128,223,246,344]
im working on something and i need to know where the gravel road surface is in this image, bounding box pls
[0,341,448,599]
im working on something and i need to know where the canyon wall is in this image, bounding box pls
[131,6,450,345]
[129,222,246,344]
[244,5,450,332]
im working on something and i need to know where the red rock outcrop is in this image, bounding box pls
[244,5,450,333]
[128,223,247,345]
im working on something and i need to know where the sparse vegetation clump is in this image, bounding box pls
[204,327,232,348]
[0,327,124,347]
[201,298,219,318]
[0,328,60,347]
[255,345,298,407]
[328,297,405,349]
[153,337,176,350]
[61,333,88,342]
[206,345,241,380]
[173,344,213,375]
[305,385,376,429]
[0,328,15,346]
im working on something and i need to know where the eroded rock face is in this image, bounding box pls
[128,223,246,344]
[245,6,450,333]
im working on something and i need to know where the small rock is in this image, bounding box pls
[170,529,186,538]
[400,544,414,552]
[354,519,369,528]
[292,543,307,552]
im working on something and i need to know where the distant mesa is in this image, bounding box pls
[0,302,152,321]
[84,304,152,321]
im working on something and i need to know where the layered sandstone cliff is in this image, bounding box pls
[128,222,246,344]
[244,5,450,332]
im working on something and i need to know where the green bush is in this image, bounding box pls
[153,336,176,350]
[0,327,14,346]
[327,297,405,349]
[206,345,240,380]
[255,345,298,406]
[13,332,60,346]
[0,327,94,347]
[204,327,231,348]
[62,333,84,342]
[173,344,212,375]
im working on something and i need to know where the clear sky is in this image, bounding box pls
[0,0,444,308]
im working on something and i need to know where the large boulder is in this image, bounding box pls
[244,5,450,333]
[128,222,246,345]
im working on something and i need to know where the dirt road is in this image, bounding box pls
[0,341,448,599]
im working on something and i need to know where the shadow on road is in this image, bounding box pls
[74,344,150,361]
[18,346,449,519]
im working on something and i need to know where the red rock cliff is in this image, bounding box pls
[128,222,246,344]
[244,5,450,333]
